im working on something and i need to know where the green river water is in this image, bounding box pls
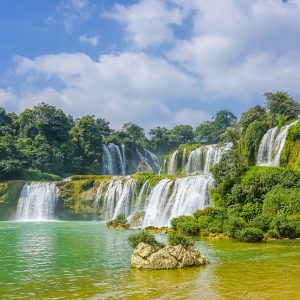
[0,221,299,299]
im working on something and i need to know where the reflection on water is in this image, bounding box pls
[0,222,299,299]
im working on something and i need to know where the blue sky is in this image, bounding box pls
[0,0,299,130]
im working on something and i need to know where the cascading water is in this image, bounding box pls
[101,143,160,175]
[16,182,59,221]
[96,143,231,226]
[164,144,231,176]
[167,151,178,175]
[142,175,214,227]
[257,121,298,166]
[102,143,126,175]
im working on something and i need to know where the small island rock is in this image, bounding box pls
[131,242,207,269]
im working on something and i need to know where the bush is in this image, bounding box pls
[168,232,194,249]
[170,215,200,235]
[128,231,165,248]
[106,214,129,229]
[269,217,297,239]
[263,187,300,217]
[225,216,247,237]
[265,229,280,239]
[237,227,264,243]
[193,207,224,218]
[250,215,271,232]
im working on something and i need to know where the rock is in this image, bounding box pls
[137,161,154,172]
[131,242,207,270]
[129,211,145,227]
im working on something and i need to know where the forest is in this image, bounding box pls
[1,91,299,181]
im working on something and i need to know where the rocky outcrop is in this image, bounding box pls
[129,211,145,227]
[131,242,207,269]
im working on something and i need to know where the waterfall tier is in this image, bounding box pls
[257,121,298,166]
[162,143,232,176]
[16,182,59,221]
[94,175,213,226]
[101,143,160,175]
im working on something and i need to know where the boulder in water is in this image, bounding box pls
[131,242,207,269]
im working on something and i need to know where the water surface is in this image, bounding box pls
[0,222,299,299]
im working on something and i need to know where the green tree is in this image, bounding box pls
[70,115,103,173]
[264,91,300,121]
[239,105,267,130]
[122,123,145,143]
[195,110,237,144]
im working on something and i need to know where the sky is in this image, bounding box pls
[0,0,299,130]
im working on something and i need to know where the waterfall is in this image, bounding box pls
[167,151,178,175]
[16,182,59,221]
[164,144,231,176]
[101,143,160,175]
[257,121,298,166]
[135,181,152,211]
[102,143,126,175]
[142,175,214,227]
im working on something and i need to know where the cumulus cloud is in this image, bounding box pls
[79,35,100,46]
[167,0,300,101]
[4,52,207,129]
[104,0,185,49]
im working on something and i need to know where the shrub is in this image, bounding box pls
[170,215,200,235]
[168,232,194,249]
[269,217,297,238]
[194,207,224,218]
[106,214,129,229]
[237,227,264,243]
[250,215,271,232]
[128,231,165,248]
[225,216,247,237]
[263,187,300,217]
[265,229,280,239]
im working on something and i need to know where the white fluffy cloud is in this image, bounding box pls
[167,0,300,100]
[104,0,185,49]
[5,52,208,129]
[2,0,300,130]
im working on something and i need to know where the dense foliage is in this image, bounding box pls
[168,232,194,249]
[128,231,165,248]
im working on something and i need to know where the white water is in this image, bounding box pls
[102,143,160,175]
[257,121,298,166]
[102,143,126,175]
[142,175,214,227]
[16,182,59,221]
[167,151,178,175]
[163,144,231,176]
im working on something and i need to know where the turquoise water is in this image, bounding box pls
[0,221,299,299]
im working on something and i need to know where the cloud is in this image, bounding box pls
[3,52,207,130]
[104,0,185,49]
[79,35,100,46]
[167,0,300,101]
[55,0,92,32]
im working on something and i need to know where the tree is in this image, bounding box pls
[18,103,73,142]
[122,123,145,143]
[149,126,170,152]
[239,105,267,130]
[70,115,103,173]
[96,118,113,137]
[168,125,194,145]
[195,110,237,144]
[264,91,300,121]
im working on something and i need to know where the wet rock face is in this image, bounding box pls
[131,242,207,270]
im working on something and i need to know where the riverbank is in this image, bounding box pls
[0,221,299,299]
